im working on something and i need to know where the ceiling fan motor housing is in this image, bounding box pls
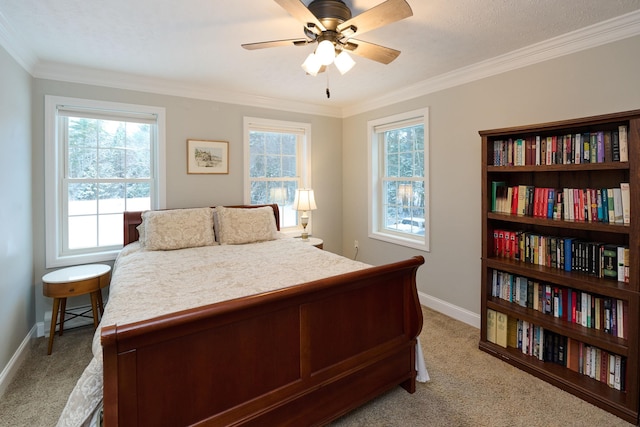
[308,0,352,31]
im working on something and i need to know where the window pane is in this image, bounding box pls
[126,183,151,211]
[265,134,280,154]
[399,130,415,152]
[266,155,282,177]
[98,213,122,247]
[250,152,265,177]
[69,117,98,148]
[282,137,296,155]
[68,147,97,179]
[414,151,424,178]
[68,184,97,215]
[98,148,125,178]
[99,183,125,214]
[126,147,151,178]
[386,152,399,177]
[399,152,413,177]
[251,181,267,204]
[282,155,296,177]
[68,215,97,249]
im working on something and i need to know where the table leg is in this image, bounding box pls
[97,289,104,316]
[89,291,100,328]
[47,298,60,355]
[59,298,67,336]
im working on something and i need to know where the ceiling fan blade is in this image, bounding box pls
[337,0,412,38]
[274,0,326,34]
[242,38,309,50]
[344,39,401,64]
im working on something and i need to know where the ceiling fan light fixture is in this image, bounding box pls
[334,50,355,75]
[315,39,335,66]
[301,52,322,76]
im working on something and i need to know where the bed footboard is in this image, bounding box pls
[101,256,424,426]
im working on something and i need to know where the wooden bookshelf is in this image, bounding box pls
[479,110,640,424]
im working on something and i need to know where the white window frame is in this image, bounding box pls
[44,95,166,268]
[243,117,312,236]
[368,107,430,252]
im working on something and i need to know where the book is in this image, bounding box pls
[487,309,497,343]
[507,316,518,348]
[612,187,623,224]
[602,245,618,279]
[617,246,627,282]
[612,130,620,161]
[496,311,508,348]
[619,125,628,162]
[620,182,630,224]
[491,181,506,212]
[607,189,615,224]
[603,131,612,163]
[597,131,604,163]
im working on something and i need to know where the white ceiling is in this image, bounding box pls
[1,0,640,116]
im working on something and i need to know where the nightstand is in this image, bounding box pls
[295,236,323,249]
[305,237,323,249]
[42,264,111,355]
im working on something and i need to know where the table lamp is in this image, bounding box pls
[293,188,317,241]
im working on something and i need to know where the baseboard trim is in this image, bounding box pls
[419,292,481,329]
[0,324,37,399]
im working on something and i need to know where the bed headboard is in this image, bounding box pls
[123,204,281,246]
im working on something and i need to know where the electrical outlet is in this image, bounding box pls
[354,240,359,249]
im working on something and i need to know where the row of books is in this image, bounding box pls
[491,182,631,225]
[491,270,628,338]
[493,229,629,282]
[487,310,626,391]
[492,125,628,166]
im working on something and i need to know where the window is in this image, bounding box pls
[45,96,166,267]
[243,117,312,233]
[368,108,429,251]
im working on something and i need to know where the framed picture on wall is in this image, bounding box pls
[187,139,229,174]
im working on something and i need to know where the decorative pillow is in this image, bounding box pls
[140,207,216,250]
[136,222,146,246]
[215,206,278,245]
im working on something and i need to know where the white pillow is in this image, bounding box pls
[215,206,278,245]
[140,207,216,250]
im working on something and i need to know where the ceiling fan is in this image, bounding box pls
[242,0,413,80]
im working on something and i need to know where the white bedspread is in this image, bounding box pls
[57,238,427,426]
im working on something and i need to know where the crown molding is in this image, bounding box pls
[31,62,343,118]
[341,9,640,117]
[2,9,639,119]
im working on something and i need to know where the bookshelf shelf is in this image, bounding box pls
[480,110,640,424]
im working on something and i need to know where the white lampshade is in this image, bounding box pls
[334,50,355,75]
[315,40,335,66]
[301,52,322,76]
[293,188,317,212]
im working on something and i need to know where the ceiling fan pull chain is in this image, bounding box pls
[326,69,330,98]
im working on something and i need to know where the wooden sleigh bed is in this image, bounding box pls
[96,204,425,426]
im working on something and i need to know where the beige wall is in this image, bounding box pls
[31,80,343,327]
[342,35,640,323]
[0,45,33,378]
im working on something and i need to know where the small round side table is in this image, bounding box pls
[42,264,111,355]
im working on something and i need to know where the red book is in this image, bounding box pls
[533,187,542,217]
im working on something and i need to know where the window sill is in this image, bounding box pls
[46,249,119,269]
[369,231,430,252]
